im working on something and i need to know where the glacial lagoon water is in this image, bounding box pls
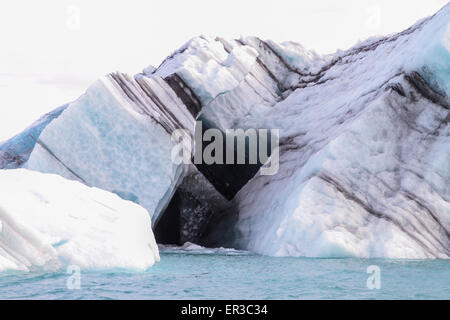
[0,246,449,300]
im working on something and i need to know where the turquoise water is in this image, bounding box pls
[0,248,449,299]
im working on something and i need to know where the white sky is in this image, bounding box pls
[0,0,448,141]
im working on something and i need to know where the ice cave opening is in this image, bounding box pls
[154,116,276,246]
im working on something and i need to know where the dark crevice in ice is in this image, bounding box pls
[193,116,273,200]
[154,191,181,245]
[154,187,221,245]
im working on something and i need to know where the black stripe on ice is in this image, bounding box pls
[35,140,87,184]
[317,173,445,258]
[225,37,285,93]
[405,72,450,110]
[135,77,186,131]
[164,74,202,117]
[109,73,173,134]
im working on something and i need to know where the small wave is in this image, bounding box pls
[158,242,252,256]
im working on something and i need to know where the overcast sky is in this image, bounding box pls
[0,0,448,140]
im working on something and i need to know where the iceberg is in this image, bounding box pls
[0,169,159,272]
[205,5,450,258]
[1,4,449,258]
[24,75,195,225]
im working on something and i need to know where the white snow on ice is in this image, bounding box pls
[0,169,160,272]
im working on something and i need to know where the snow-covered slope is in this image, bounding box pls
[0,169,160,272]
[2,4,449,258]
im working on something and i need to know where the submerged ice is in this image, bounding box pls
[1,4,449,262]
